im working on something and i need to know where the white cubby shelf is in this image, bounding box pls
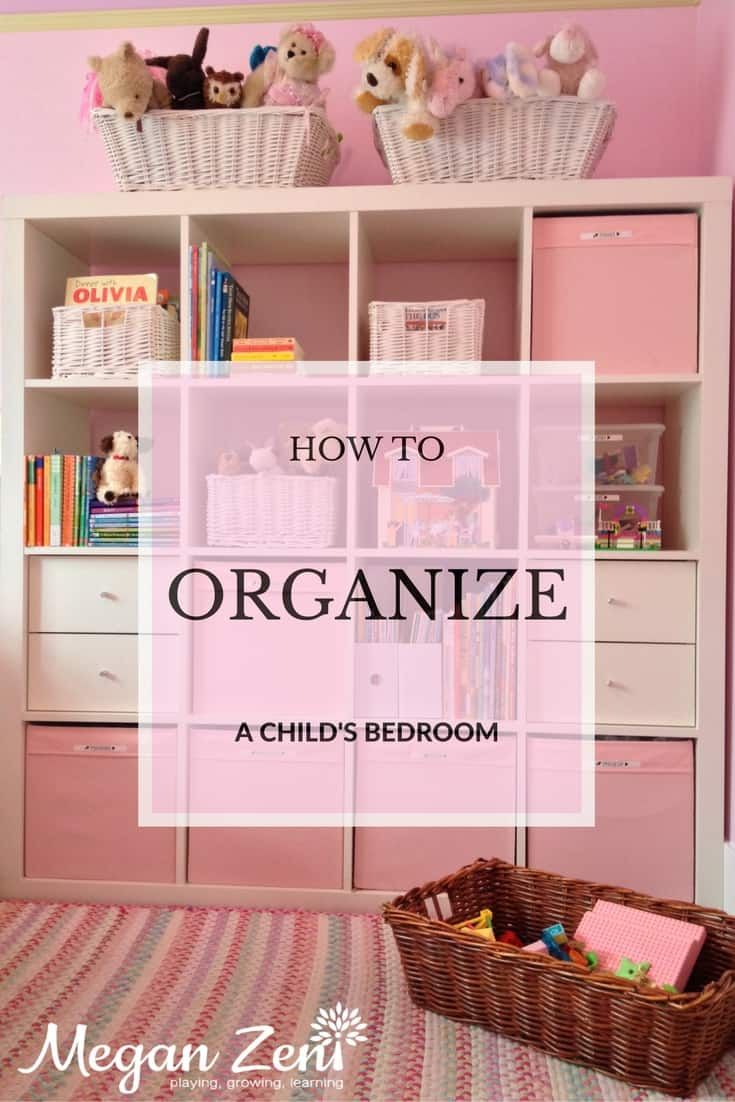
[1,178,731,911]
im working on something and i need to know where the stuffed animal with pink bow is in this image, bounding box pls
[243,23,335,108]
[426,42,479,119]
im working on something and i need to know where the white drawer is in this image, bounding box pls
[596,562,695,643]
[527,641,695,726]
[27,634,179,713]
[596,642,695,726]
[29,556,138,633]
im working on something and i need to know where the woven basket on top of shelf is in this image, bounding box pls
[369,299,485,372]
[52,302,180,380]
[384,858,735,1097]
[92,107,341,191]
[206,473,338,548]
[373,97,617,184]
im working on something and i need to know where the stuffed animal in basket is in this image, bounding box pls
[354,28,436,141]
[533,24,606,99]
[426,43,479,119]
[86,42,170,122]
[147,27,210,109]
[204,68,245,108]
[96,431,139,503]
[243,23,335,108]
[480,42,545,101]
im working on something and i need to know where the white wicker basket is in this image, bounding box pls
[92,106,340,191]
[369,299,485,371]
[373,97,616,184]
[52,303,180,379]
[206,473,338,548]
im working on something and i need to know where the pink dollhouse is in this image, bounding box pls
[373,431,500,548]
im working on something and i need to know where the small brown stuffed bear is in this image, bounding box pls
[96,431,139,503]
[204,67,245,108]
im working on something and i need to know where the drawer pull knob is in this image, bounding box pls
[98,669,116,680]
[607,596,616,605]
[370,673,383,687]
[606,678,617,688]
[99,591,117,601]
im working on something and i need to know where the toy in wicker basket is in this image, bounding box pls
[384,858,735,1096]
[83,24,340,190]
[355,23,616,182]
[209,419,342,548]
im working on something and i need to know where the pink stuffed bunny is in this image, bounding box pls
[533,24,605,99]
[427,44,478,119]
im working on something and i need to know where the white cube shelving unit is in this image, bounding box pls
[0,178,731,910]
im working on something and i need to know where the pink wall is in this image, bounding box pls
[0,5,704,193]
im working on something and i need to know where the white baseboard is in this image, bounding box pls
[725,843,735,912]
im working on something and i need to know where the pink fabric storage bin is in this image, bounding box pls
[187,727,344,888]
[188,827,343,889]
[353,735,516,890]
[532,214,698,375]
[25,725,176,882]
[527,739,694,901]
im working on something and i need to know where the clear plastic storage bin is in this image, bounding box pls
[532,423,664,488]
[532,485,663,549]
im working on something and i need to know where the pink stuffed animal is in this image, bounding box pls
[426,44,478,119]
[533,24,605,99]
[244,22,335,108]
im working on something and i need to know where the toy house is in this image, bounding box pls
[373,431,500,548]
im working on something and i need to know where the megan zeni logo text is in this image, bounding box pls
[18,1003,368,1095]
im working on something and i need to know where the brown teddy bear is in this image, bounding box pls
[148,27,210,110]
[353,28,436,141]
[243,23,335,108]
[88,42,170,122]
[204,67,245,108]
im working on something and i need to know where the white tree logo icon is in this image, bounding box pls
[310,1003,368,1070]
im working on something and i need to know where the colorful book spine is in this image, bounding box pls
[34,458,43,546]
[43,456,51,546]
[26,457,35,548]
[190,244,199,362]
[50,453,62,547]
[62,455,75,546]
[220,273,234,362]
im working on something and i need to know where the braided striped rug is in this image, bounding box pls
[1,900,733,1102]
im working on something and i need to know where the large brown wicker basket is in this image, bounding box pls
[383,858,735,1096]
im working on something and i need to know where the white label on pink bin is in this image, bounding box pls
[137,362,595,827]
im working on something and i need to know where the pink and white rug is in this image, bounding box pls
[1,899,733,1101]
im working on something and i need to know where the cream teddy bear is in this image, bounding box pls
[96,431,139,503]
[88,42,170,122]
[243,23,335,108]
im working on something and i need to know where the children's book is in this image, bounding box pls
[65,273,158,307]
[50,453,62,547]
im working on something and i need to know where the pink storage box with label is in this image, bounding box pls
[527,739,694,901]
[353,735,516,890]
[532,214,698,375]
[25,725,176,882]
[186,728,344,888]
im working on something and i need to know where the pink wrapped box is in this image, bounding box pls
[574,899,706,991]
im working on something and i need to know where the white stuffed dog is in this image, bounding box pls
[96,430,139,503]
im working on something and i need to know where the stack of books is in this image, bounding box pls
[24,454,96,547]
[88,498,181,547]
[230,337,304,372]
[188,242,250,372]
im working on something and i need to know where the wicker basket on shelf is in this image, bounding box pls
[374,97,616,184]
[384,858,735,1097]
[92,107,340,191]
[52,303,179,379]
[369,299,485,371]
[206,473,338,548]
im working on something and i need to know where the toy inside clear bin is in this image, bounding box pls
[531,485,663,550]
[594,424,664,486]
[532,423,665,488]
